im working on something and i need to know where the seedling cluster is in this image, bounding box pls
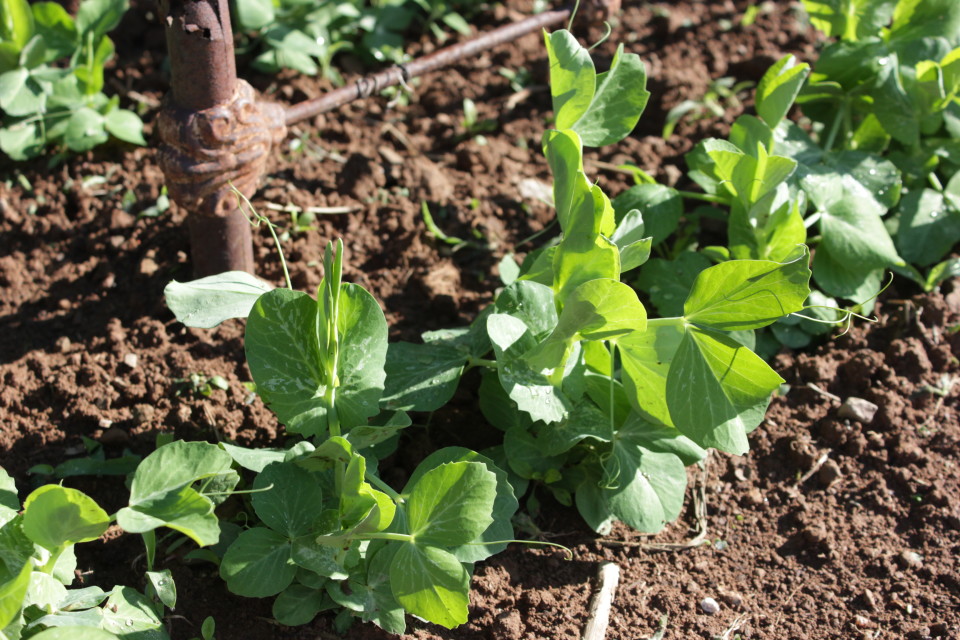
[2,0,959,637]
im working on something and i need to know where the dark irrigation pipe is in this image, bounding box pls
[283,7,573,126]
[155,0,607,276]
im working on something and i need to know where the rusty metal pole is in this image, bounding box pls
[156,0,286,276]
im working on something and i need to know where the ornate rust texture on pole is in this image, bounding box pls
[156,0,286,276]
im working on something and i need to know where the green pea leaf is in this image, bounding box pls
[494,280,558,338]
[164,271,274,328]
[634,252,712,317]
[890,0,960,43]
[756,55,810,128]
[220,527,296,598]
[553,182,621,304]
[100,586,167,638]
[64,107,107,152]
[252,462,325,538]
[599,439,687,533]
[683,252,811,331]
[381,342,466,412]
[75,0,127,40]
[359,544,405,634]
[117,441,233,546]
[272,584,329,626]
[668,327,784,455]
[0,561,31,630]
[245,285,387,436]
[145,569,176,610]
[544,30,595,130]
[897,188,960,267]
[104,108,145,145]
[389,544,469,629]
[30,629,118,640]
[528,278,646,371]
[0,0,35,50]
[487,313,570,424]
[801,0,895,41]
[571,43,649,146]
[403,448,518,563]
[618,412,706,465]
[405,461,497,547]
[31,2,77,61]
[22,485,109,551]
[234,0,275,30]
[0,468,18,522]
[618,322,683,427]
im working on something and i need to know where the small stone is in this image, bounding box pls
[109,235,125,248]
[818,459,843,488]
[838,397,879,423]
[721,591,744,608]
[139,258,159,276]
[57,298,71,310]
[855,615,877,629]
[900,550,923,569]
[700,597,720,615]
[684,580,699,593]
[132,404,156,423]
[100,426,128,445]
[98,418,113,429]
[122,353,139,370]
[744,488,765,507]
[863,589,879,611]
[55,336,71,352]
[866,431,885,448]
[101,273,116,289]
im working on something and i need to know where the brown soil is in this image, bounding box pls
[1,1,958,639]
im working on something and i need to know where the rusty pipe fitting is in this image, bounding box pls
[157,0,287,276]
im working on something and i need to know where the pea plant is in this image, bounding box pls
[0,454,203,640]
[0,0,145,160]
[796,0,960,292]
[634,0,960,347]
[232,0,478,80]
[378,31,812,533]
[160,28,809,633]
[164,241,517,633]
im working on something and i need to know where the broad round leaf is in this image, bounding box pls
[22,485,109,550]
[405,461,497,547]
[389,544,469,629]
[252,462,325,538]
[220,527,296,598]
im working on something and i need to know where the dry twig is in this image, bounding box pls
[581,562,621,640]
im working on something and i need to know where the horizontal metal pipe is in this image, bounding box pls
[284,7,572,126]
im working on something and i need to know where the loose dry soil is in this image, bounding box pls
[1,1,958,639]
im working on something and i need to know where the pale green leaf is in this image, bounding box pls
[756,55,810,127]
[545,30,595,130]
[389,544,469,629]
[21,485,109,550]
[667,328,783,455]
[406,462,496,547]
[164,271,274,328]
[683,252,811,331]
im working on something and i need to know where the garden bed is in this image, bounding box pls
[1,0,959,638]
